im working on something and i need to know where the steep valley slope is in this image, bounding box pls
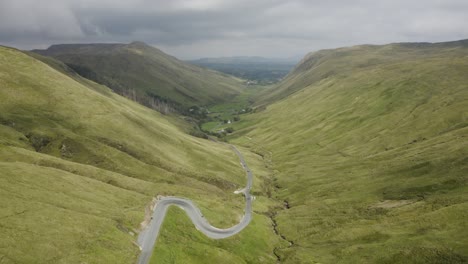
[0,46,280,264]
[232,40,468,263]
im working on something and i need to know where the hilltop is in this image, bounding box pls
[32,41,244,113]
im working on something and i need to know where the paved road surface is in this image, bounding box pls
[136,145,253,264]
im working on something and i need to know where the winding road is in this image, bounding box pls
[136,145,253,264]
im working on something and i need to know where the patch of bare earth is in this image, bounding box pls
[139,196,160,231]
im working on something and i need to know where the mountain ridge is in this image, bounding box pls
[32,41,244,113]
[253,38,468,105]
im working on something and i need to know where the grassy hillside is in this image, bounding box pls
[231,40,468,263]
[32,42,244,112]
[255,39,468,106]
[0,46,280,263]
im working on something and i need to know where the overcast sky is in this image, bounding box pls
[1,0,467,59]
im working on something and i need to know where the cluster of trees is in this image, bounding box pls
[189,127,208,139]
[188,126,233,141]
[121,88,175,115]
[186,106,209,119]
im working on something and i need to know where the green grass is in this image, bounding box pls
[0,46,278,263]
[152,208,281,264]
[201,121,221,132]
[151,146,285,263]
[231,40,468,263]
[0,160,145,263]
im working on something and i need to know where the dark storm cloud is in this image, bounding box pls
[1,0,467,58]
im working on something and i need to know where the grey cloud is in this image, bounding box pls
[0,0,467,58]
